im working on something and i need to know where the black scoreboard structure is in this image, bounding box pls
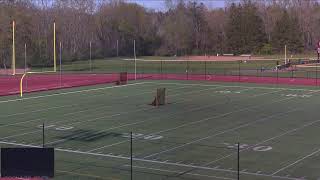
[1,148,54,178]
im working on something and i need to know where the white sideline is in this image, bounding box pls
[0,83,221,142]
[146,81,320,92]
[0,82,179,128]
[0,141,302,180]
[272,148,320,175]
[122,165,236,180]
[43,85,227,146]
[0,82,148,104]
[0,83,189,128]
[143,107,298,159]
[142,89,320,158]
[189,116,320,174]
[87,89,282,152]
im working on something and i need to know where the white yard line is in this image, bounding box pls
[141,90,319,159]
[143,107,298,159]
[272,148,320,175]
[179,117,320,177]
[146,81,319,92]
[122,164,236,180]
[42,86,228,146]
[1,84,224,144]
[0,141,302,180]
[0,84,190,129]
[0,82,148,104]
[87,89,283,152]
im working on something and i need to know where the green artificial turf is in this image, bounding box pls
[1,80,320,179]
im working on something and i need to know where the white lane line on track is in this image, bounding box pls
[0,141,303,180]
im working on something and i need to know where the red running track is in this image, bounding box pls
[1,73,319,97]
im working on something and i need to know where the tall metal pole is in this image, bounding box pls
[42,123,45,148]
[12,20,16,75]
[117,39,119,57]
[24,43,27,73]
[90,41,92,72]
[284,45,287,64]
[316,62,318,86]
[237,142,240,180]
[134,40,136,80]
[59,42,62,87]
[130,132,133,180]
[205,61,207,80]
[238,61,241,82]
[54,22,57,72]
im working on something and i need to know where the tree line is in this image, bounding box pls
[0,0,319,68]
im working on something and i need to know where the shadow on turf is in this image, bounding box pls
[53,129,122,145]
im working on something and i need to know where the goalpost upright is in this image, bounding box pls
[12,21,57,75]
[19,21,57,97]
[12,20,16,75]
[54,21,57,72]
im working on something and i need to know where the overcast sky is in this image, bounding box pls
[126,0,226,11]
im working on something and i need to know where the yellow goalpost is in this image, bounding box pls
[12,21,57,75]
[18,21,57,97]
[12,20,15,75]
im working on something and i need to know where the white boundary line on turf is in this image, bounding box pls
[42,85,228,146]
[0,84,222,143]
[0,83,175,128]
[143,107,299,159]
[0,141,302,180]
[86,88,283,152]
[186,115,320,175]
[272,147,320,175]
[163,88,320,178]
[0,104,75,118]
[88,87,282,152]
[145,81,320,92]
[122,164,236,180]
[0,82,148,104]
[141,89,320,159]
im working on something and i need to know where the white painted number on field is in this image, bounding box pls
[222,143,272,152]
[214,90,241,94]
[122,133,163,140]
[55,126,74,131]
[37,124,74,131]
[282,94,312,98]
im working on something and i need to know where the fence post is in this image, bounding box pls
[237,142,240,180]
[205,61,207,80]
[238,61,241,82]
[187,60,189,80]
[42,123,45,148]
[131,132,133,180]
[161,60,163,79]
[316,63,318,86]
